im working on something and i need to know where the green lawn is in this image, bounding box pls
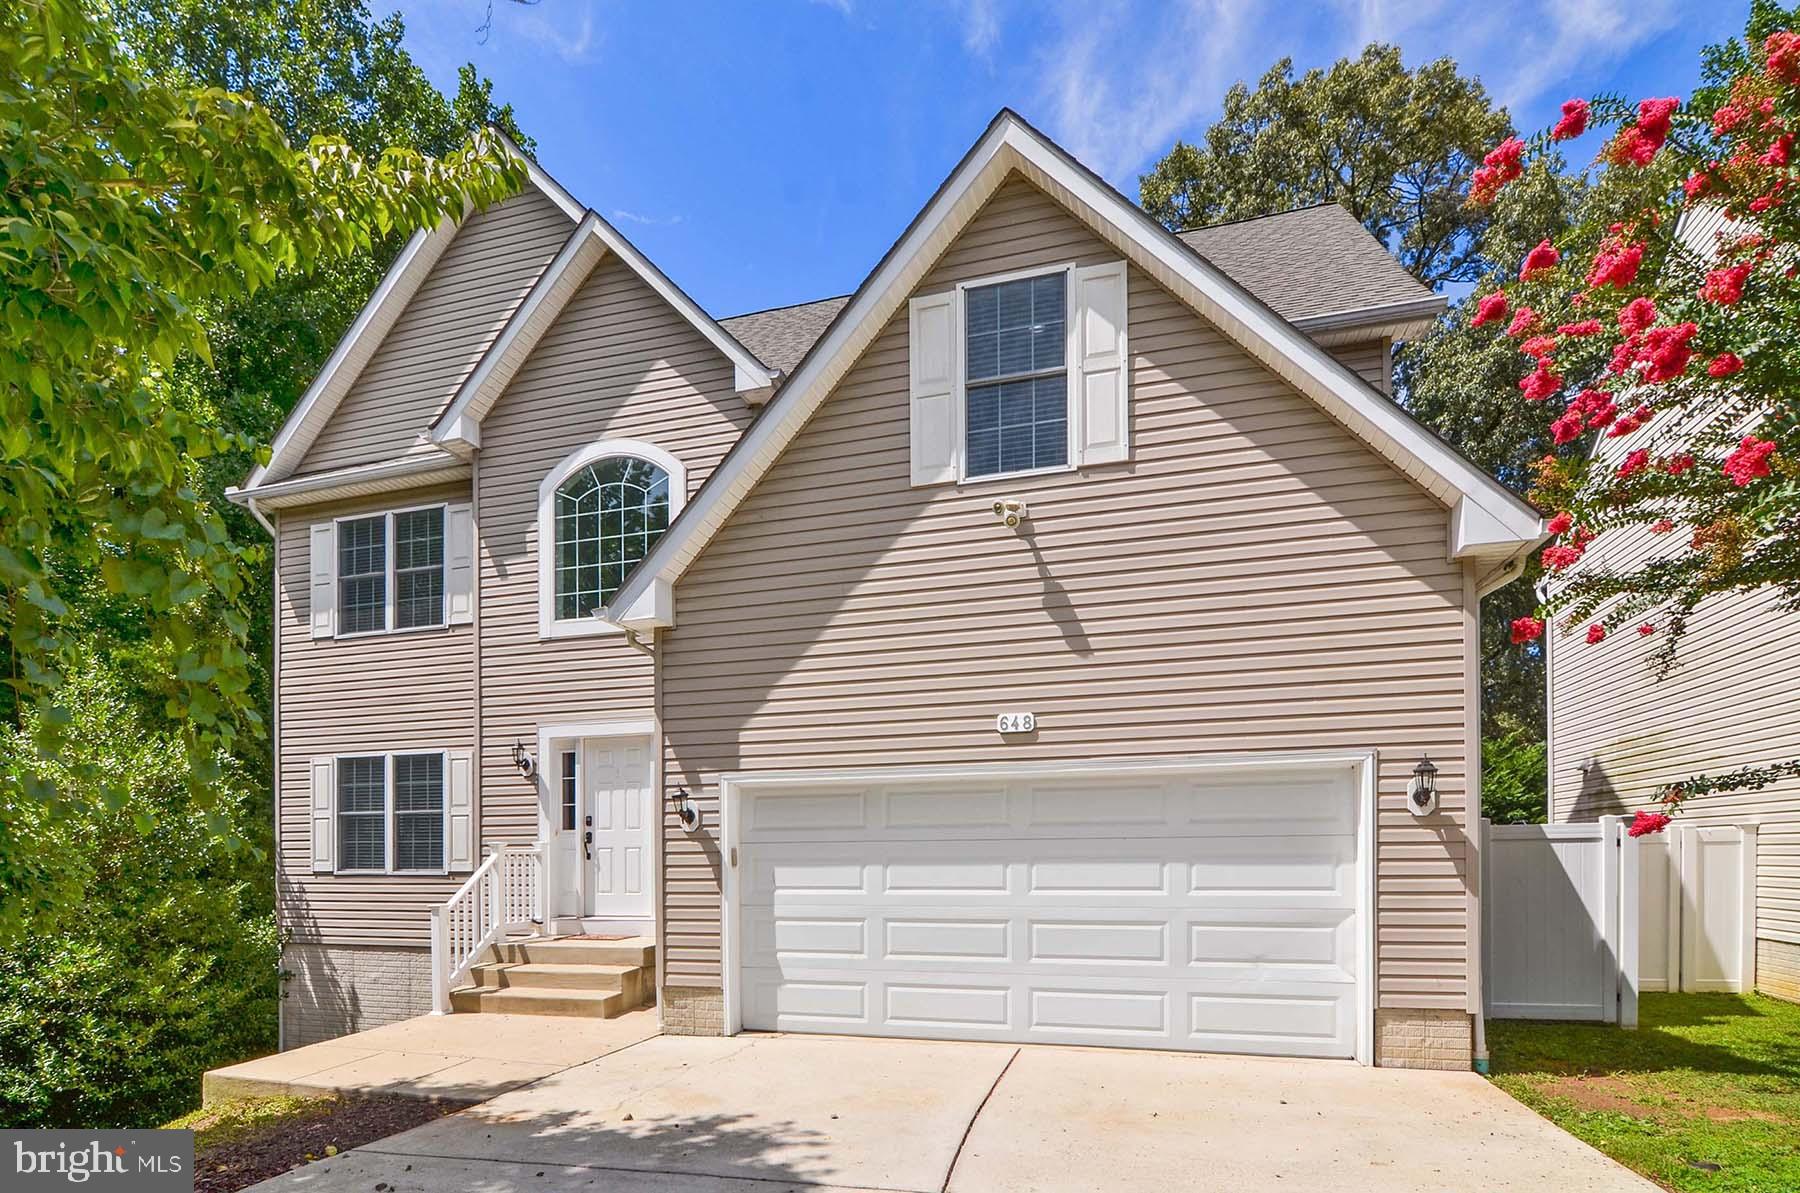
[1488,993,1800,1192]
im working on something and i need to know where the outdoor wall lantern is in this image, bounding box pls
[671,786,702,832]
[511,739,536,779]
[1407,756,1439,817]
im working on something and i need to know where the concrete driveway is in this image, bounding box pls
[252,1033,1656,1192]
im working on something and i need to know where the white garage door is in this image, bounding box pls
[730,760,1367,1059]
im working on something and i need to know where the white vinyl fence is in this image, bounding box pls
[1484,819,1757,1025]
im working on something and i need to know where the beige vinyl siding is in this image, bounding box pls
[1328,339,1393,395]
[1549,518,1800,950]
[659,176,1474,1010]
[475,254,755,842]
[297,188,573,475]
[275,484,474,946]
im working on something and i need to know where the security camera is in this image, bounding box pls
[992,497,1028,529]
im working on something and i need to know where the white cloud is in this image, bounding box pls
[956,0,1003,56]
[611,209,685,227]
[1037,0,1254,185]
[1025,0,1684,189]
[404,0,603,65]
[808,0,854,14]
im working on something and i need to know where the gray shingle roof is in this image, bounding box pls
[1177,203,1436,323]
[720,203,1433,377]
[720,296,851,377]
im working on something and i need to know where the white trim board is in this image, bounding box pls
[606,109,1541,630]
[718,749,1379,1066]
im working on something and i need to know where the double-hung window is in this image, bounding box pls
[335,506,446,635]
[963,271,1069,479]
[335,751,447,873]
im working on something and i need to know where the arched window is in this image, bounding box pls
[538,439,685,637]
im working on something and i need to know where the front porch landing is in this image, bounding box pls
[203,1007,659,1106]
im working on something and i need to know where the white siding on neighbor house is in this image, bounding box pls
[275,483,475,946]
[296,188,574,475]
[1549,520,1800,954]
[659,176,1477,1012]
[474,253,755,843]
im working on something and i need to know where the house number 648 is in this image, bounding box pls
[996,711,1036,734]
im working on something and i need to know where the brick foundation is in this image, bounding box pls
[1375,1009,1473,1071]
[1758,937,1800,1003]
[280,942,433,1048]
[660,985,724,1035]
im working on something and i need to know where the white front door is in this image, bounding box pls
[581,737,654,919]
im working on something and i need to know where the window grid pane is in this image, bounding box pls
[560,750,577,832]
[394,508,445,629]
[337,517,387,635]
[964,273,1067,479]
[554,457,671,620]
[967,375,1068,478]
[337,756,386,871]
[393,753,444,871]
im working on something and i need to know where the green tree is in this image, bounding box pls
[0,0,522,940]
[1139,44,1516,287]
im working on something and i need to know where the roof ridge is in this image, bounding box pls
[720,293,853,321]
[1178,200,1345,236]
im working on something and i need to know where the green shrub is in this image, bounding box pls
[0,671,276,1128]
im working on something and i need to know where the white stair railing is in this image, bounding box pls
[430,842,544,1014]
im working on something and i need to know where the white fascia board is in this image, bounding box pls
[1291,293,1448,336]
[228,450,468,510]
[607,112,1538,621]
[433,214,607,450]
[246,218,456,487]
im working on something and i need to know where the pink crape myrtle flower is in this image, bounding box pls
[1470,291,1508,327]
[1723,435,1777,485]
[1586,624,1607,644]
[1628,810,1672,837]
[1521,239,1561,279]
[1552,98,1590,140]
[1709,352,1745,378]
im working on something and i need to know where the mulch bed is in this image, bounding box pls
[195,1095,472,1193]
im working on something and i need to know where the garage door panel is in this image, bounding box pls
[741,964,1358,1056]
[1028,919,1169,964]
[735,763,1364,1059]
[886,918,1011,961]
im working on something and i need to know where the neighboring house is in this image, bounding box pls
[1546,208,1800,1004]
[230,111,1543,1069]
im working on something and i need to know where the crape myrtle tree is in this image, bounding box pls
[0,0,522,939]
[1481,2,1800,834]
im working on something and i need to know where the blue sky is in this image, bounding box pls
[377,0,1729,317]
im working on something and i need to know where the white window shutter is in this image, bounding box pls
[447,749,475,871]
[308,522,335,639]
[1073,260,1130,465]
[909,290,960,485]
[310,756,335,872]
[446,502,474,625]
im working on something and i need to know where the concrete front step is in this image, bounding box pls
[472,961,645,1003]
[449,985,629,1018]
[493,937,654,968]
